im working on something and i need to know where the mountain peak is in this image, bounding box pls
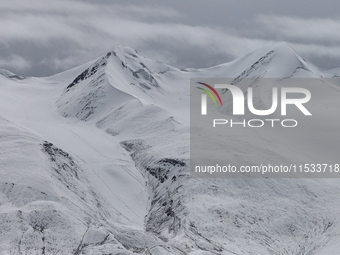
[0,68,25,80]
[269,41,294,51]
[200,41,318,79]
[113,45,139,57]
[239,41,318,78]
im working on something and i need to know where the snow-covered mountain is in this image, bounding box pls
[0,69,25,80]
[0,42,340,255]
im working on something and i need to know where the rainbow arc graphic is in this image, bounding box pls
[196,82,223,106]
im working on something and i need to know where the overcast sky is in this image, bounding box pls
[0,0,340,76]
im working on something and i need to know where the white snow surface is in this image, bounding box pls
[0,42,339,254]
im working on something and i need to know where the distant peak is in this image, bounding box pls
[112,46,139,58]
[0,68,25,80]
[255,41,319,77]
[272,41,292,49]
[258,41,296,56]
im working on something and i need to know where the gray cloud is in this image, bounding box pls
[0,0,339,76]
[0,54,31,71]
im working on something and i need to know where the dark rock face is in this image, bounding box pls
[120,139,188,238]
[66,52,112,91]
[132,68,159,90]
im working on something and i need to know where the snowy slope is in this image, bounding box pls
[0,42,340,255]
[0,69,25,80]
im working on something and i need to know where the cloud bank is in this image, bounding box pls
[0,0,339,76]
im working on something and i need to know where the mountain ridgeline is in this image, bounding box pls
[0,42,340,254]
